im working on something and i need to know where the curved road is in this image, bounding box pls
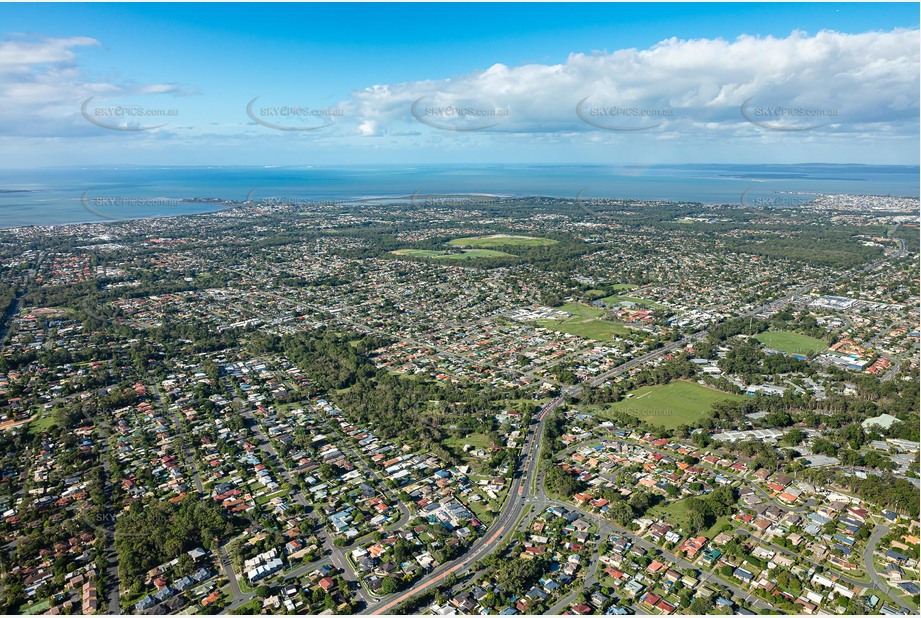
[864,524,912,613]
[223,232,913,614]
[364,396,564,615]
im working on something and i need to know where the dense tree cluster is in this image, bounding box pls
[626,359,699,389]
[249,328,519,464]
[479,553,552,597]
[718,341,810,381]
[682,486,737,533]
[114,497,238,589]
[798,469,919,517]
[721,230,885,269]
[544,465,585,497]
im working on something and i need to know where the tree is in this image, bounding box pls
[781,428,804,446]
[688,510,707,533]
[839,423,866,450]
[114,495,237,588]
[628,491,654,514]
[545,466,585,498]
[380,577,399,595]
[608,501,635,526]
[176,553,194,577]
[689,597,714,614]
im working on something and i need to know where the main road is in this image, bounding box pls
[363,395,565,615]
[249,234,909,614]
[362,277,829,614]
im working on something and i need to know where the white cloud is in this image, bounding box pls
[0,34,191,137]
[346,29,919,136]
[0,28,916,164]
[357,119,380,136]
[0,35,99,72]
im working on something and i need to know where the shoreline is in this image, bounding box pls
[0,199,238,233]
[1,191,917,233]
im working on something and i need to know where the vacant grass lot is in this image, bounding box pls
[20,601,50,615]
[391,248,514,260]
[755,330,828,356]
[444,432,494,450]
[26,413,55,435]
[648,499,733,537]
[600,294,666,309]
[536,301,629,341]
[594,381,747,429]
[436,249,513,260]
[391,249,448,258]
[557,302,604,317]
[586,285,637,300]
[540,318,629,341]
[448,234,558,248]
[648,498,692,530]
[466,498,496,524]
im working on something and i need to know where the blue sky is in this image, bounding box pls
[0,3,918,166]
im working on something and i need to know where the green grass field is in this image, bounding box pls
[448,234,558,248]
[391,248,514,260]
[444,432,494,450]
[600,295,666,310]
[539,318,629,341]
[19,601,50,615]
[466,498,496,524]
[755,330,828,356]
[391,249,448,258]
[649,499,692,530]
[704,515,733,539]
[648,500,732,537]
[596,381,747,429]
[586,285,637,300]
[436,249,513,260]
[557,302,605,318]
[536,302,629,341]
[26,412,55,436]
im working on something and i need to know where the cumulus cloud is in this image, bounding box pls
[346,29,920,136]
[0,34,190,136]
[0,35,99,72]
[0,28,917,155]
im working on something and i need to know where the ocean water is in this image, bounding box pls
[0,164,917,229]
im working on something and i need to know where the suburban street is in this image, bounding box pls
[219,543,251,610]
[95,422,122,614]
[364,395,565,615]
[2,7,919,617]
[551,500,776,612]
[356,245,916,615]
[221,377,370,609]
[864,524,913,613]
